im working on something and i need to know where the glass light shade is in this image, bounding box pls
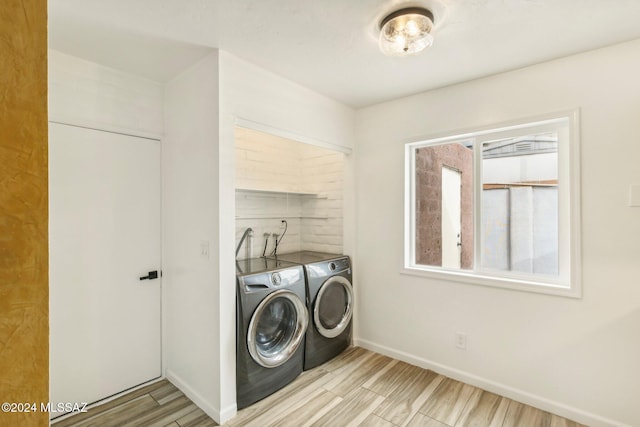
[379,8,434,56]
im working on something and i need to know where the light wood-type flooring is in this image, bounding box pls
[51,380,216,427]
[55,347,587,427]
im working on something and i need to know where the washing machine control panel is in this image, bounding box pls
[239,267,303,292]
[271,272,282,286]
[328,258,350,272]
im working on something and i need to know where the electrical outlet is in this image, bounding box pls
[455,332,467,350]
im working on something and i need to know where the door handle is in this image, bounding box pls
[139,270,159,280]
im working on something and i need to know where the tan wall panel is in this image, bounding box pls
[0,0,49,426]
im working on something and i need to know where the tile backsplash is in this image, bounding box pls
[235,127,344,259]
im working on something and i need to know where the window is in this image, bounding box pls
[404,112,581,296]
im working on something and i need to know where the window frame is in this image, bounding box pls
[403,110,582,298]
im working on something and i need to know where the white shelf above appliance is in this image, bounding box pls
[235,215,329,220]
[235,188,329,220]
[235,187,318,197]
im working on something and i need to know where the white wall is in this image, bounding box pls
[49,46,227,421]
[48,50,163,137]
[48,47,356,424]
[300,144,344,253]
[235,127,308,193]
[219,51,355,421]
[48,50,166,416]
[162,51,223,420]
[235,127,345,259]
[354,39,640,427]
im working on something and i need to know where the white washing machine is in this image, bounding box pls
[270,251,353,370]
[236,257,308,408]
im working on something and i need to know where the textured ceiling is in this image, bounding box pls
[49,0,640,107]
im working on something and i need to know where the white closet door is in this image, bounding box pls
[49,123,161,412]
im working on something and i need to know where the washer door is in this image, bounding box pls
[313,276,353,339]
[247,289,308,368]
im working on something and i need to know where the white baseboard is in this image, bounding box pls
[165,369,237,425]
[354,338,629,427]
[219,402,238,424]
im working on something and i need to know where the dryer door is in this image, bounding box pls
[314,276,353,338]
[247,289,308,368]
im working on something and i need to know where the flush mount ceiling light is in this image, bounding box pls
[379,7,435,56]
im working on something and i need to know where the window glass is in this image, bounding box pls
[406,114,579,294]
[414,142,473,270]
[481,132,558,275]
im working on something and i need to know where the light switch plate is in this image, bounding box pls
[629,185,640,207]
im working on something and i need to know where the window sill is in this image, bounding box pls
[400,266,581,299]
